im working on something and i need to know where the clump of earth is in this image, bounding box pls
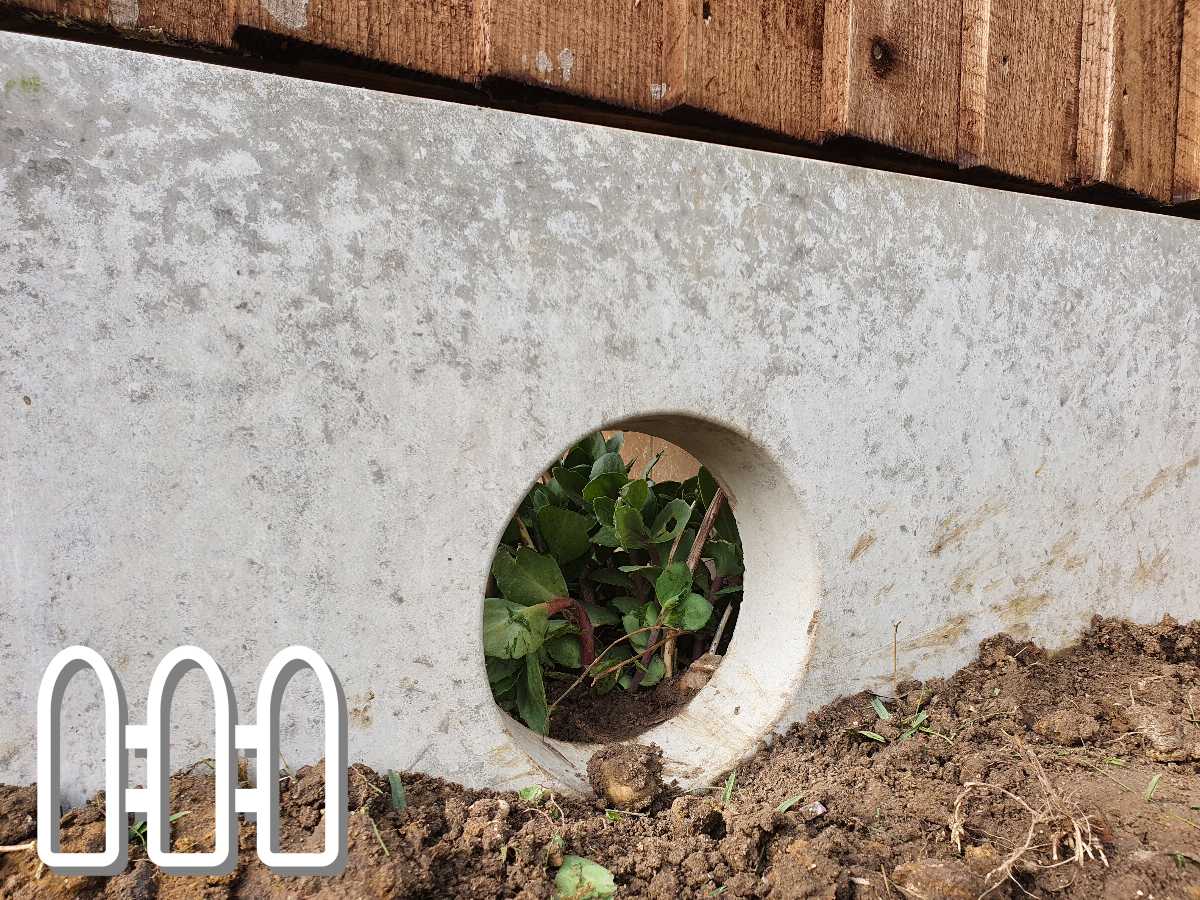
[3,616,1199,898]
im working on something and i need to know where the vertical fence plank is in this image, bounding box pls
[133,0,236,48]
[821,0,963,161]
[958,0,1083,186]
[487,0,670,111]
[1078,0,1183,202]
[1177,0,1200,200]
[235,0,483,82]
[676,0,827,142]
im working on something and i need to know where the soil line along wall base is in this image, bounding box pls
[1,32,1197,801]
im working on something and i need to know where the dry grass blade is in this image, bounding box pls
[949,733,1108,895]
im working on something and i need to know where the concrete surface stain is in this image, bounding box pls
[929,501,1004,556]
[992,591,1052,623]
[899,615,970,652]
[350,689,376,727]
[849,531,876,562]
[1132,548,1170,588]
[1137,453,1195,504]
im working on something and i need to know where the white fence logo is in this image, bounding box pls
[37,645,348,876]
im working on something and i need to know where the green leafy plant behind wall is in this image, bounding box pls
[484,432,743,734]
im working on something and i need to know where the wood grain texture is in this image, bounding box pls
[1177,0,1200,200]
[822,0,962,161]
[1,0,1195,202]
[238,0,481,82]
[1078,0,1183,201]
[677,0,826,142]
[959,0,1084,187]
[487,0,668,111]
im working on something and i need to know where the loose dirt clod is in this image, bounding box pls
[3,616,1199,898]
[586,743,665,812]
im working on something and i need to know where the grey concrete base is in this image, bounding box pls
[1,33,1198,803]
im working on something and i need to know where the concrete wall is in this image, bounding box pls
[1,33,1197,803]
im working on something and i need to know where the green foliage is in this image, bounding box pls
[554,855,616,899]
[484,432,744,733]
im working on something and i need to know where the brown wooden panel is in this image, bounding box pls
[1177,0,1200,200]
[237,0,481,82]
[959,0,1083,187]
[821,0,962,161]
[136,0,235,48]
[677,0,826,142]
[487,0,668,111]
[1078,0,1183,202]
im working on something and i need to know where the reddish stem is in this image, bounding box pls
[546,596,596,667]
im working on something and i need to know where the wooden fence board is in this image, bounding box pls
[676,0,826,142]
[1177,0,1200,200]
[822,0,962,161]
[1078,0,1183,202]
[2,0,1195,204]
[238,0,481,81]
[959,0,1083,187]
[487,0,668,111]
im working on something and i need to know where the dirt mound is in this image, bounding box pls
[3,616,1200,898]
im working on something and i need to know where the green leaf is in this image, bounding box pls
[590,525,621,548]
[592,496,616,527]
[650,499,693,543]
[486,657,521,695]
[583,472,627,503]
[620,478,651,511]
[537,506,593,564]
[516,657,550,734]
[669,592,712,631]
[582,433,610,462]
[655,562,691,604]
[722,771,737,804]
[518,785,547,804]
[639,654,666,687]
[697,467,720,506]
[622,612,648,651]
[590,451,627,480]
[388,771,407,811]
[554,855,616,900]
[546,633,583,668]
[614,502,652,549]
[588,568,631,589]
[483,598,550,659]
[493,548,567,606]
[870,696,893,722]
[552,465,589,502]
[704,539,743,577]
[605,433,624,454]
[776,794,804,814]
[857,730,887,743]
[582,601,621,626]
[610,596,642,615]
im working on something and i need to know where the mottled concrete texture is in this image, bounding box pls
[1,33,1198,802]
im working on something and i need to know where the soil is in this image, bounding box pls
[549,670,703,743]
[4,615,1200,899]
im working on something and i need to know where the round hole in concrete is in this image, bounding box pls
[484,412,819,792]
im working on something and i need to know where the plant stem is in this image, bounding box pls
[709,604,733,655]
[545,596,596,666]
[549,625,661,712]
[665,486,726,677]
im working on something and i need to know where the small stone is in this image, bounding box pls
[1033,709,1100,745]
[587,742,664,811]
[893,858,983,900]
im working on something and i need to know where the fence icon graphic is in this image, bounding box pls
[37,645,348,876]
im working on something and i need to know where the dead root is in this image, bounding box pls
[949,734,1108,896]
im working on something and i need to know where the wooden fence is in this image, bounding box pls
[4,1,1196,204]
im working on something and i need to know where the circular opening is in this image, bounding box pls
[483,413,820,791]
[483,429,745,744]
